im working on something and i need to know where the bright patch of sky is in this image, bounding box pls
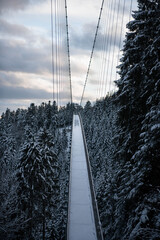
[0,0,138,115]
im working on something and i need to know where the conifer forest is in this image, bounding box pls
[0,0,160,239]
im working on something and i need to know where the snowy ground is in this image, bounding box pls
[67,114,97,240]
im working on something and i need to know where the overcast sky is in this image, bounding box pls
[0,0,138,114]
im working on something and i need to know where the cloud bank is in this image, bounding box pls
[0,0,138,114]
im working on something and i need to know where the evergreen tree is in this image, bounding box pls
[37,128,59,240]
[25,103,38,132]
[116,0,160,166]
[114,0,160,238]
[61,129,68,149]
[44,101,52,129]
[0,100,72,239]
[37,103,45,129]
[15,128,60,239]
[16,133,42,239]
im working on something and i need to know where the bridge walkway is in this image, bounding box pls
[67,114,97,240]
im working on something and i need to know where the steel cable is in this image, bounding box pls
[65,0,73,104]
[103,0,117,96]
[100,0,113,98]
[80,0,105,106]
[109,0,121,93]
[51,0,55,101]
[115,0,126,83]
[97,0,110,99]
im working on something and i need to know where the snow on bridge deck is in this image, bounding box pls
[67,114,97,240]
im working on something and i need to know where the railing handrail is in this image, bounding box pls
[66,114,73,240]
[78,113,104,240]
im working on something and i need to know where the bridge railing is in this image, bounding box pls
[78,113,104,240]
[66,115,73,240]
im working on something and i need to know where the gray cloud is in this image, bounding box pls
[0,0,138,110]
[88,78,99,86]
[69,0,138,55]
[70,23,121,54]
[0,75,71,100]
[0,19,73,76]
[0,19,33,39]
[0,85,72,102]
[0,71,72,105]
[0,0,45,14]
[0,85,52,99]
[0,0,30,13]
[0,39,51,74]
[0,71,23,87]
[0,36,86,78]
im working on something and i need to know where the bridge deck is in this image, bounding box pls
[67,114,97,240]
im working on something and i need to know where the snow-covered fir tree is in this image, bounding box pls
[0,101,72,240]
[114,0,160,238]
[81,1,160,239]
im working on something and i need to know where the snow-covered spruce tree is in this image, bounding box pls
[114,0,160,239]
[37,128,60,240]
[44,101,53,129]
[49,130,69,240]
[16,132,42,239]
[37,102,45,129]
[0,135,19,240]
[61,129,68,149]
[25,103,38,132]
[57,102,74,128]
[51,101,58,133]
[0,109,21,239]
[16,128,59,240]
[0,101,72,239]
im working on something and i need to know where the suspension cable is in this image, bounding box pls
[65,0,73,104]
[129,0,133,22]
[80,0,105,106]
[115,0,126,83]
[103,0,116,95]
[109,0,121,93]
[54,0,59,106]
[57,0,61,106]
[51,0,55,101]
[59,0,64,106]
[114,0,133,93]
[97,0,110,99]
[100,0,113,98]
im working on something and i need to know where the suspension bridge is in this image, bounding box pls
[50,0,134,239]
